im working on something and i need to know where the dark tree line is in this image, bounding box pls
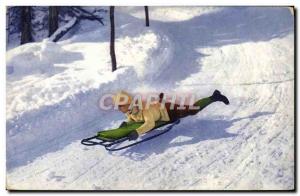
[7,6,106,45]
[7,6,151,72]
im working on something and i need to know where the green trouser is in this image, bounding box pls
[194,97,213,109]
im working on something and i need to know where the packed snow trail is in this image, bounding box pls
[6,7,294,190]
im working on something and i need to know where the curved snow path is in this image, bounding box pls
[6,7,294,190]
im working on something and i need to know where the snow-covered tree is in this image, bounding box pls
[7,6,22,45]
[48,6,106,42]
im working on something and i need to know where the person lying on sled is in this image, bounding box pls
[113,90,229,141]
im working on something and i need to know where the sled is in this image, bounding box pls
[81,120,180,151]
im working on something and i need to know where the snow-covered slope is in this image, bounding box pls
[6,7,294,190]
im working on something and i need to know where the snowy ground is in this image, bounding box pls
[6,7,294,190]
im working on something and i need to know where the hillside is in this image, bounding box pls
[6,7,294,190]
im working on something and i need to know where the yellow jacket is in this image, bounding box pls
[126,102,170,135]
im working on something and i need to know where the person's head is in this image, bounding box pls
[118,104,130,113]
[113,91,132,113]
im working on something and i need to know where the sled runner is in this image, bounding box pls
[81,120,180,151]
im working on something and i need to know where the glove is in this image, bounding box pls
[119,121,127,128]
[128,130,139,141]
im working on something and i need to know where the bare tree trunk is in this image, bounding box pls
[48,6,59,37]
[20,6,33,45]
[145,6,149,27]
[110,6,117,72]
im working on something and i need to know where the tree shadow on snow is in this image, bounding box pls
[6,67,139,171]
[59,7,294,90]
[6,89,124,171]
[147,7,294,89]
[118,111,274,161]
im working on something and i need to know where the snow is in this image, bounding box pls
[118,6,223,22]
[6,7,294,190]
[49,17,78,42]
[6,30,159,120]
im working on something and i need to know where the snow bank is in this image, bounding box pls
[6,28,162,120]
[6,39,80,78]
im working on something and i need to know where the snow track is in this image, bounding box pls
[6,7,294,190]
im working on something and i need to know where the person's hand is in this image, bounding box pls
[128,130,139,141]
[119,121,127,128]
